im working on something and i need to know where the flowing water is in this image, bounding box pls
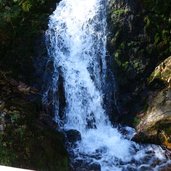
[44,0,171,170]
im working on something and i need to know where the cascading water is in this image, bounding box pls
[44,0,171,170]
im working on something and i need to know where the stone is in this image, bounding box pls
[65,129,81,143]
[6,79,39,95]
[133,57,171,147]
[134,88,171,147]
[73,160,101,171]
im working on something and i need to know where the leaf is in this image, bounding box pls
[144,16,150,28]
[154,33,160,45]
[21,0,32,12]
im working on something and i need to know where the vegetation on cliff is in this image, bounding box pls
[0,0,58,82]
[0,0,171,168]
[134,57,171,149]
[0,0,69,170]
[0,73,69,170]
[108,0,171,147]
[108,0,171,123]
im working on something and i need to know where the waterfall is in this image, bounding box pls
[44,0,170,170]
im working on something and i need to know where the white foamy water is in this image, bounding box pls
[45,0,170,170]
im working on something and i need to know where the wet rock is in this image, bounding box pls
[160,164,171,171]
[138,165,151,171]
[65,129,81,143]
[86,162,101,171]
[73,160,101,171]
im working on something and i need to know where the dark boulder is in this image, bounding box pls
[65,129,81,143]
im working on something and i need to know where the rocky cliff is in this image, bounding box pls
[134,57,171,149]
[0,0,69,170]
[107,0,171,147]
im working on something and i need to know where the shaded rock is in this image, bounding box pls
[0,74,69,170]
[72,160,101,171]
[0,75,38,95]
[134,88,171,147]
[65,129,81,143]
[17,82,39,94]
[134,57,171,147]
[39,112,58,129]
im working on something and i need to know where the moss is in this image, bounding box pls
[133,117,141,127]
[0,133,17,166]
[148,69,161,83]
[112,9,129,17]
[164,127,171,136]
[157,126,171,149]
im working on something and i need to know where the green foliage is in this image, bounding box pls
[133,117,141,127]
[0,133,17,165]
[0,0,51,34]
[20,0,32,12]
[112,9,129,17]
[143,0,171,57]
[108,0,171,125]
[0,0,57,82]
[112,0,171,78]
[0,0,69,170]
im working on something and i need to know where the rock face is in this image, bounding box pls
[0,65,69,170]
[107,0,171,124]
[71,160,101,171]
[134,57,171,149]
[134,88,171,145]
[0,0,70,170]
[149,56,171,87]
[107,0,171,149]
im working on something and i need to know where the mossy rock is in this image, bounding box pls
[0,75,69,171]
[148,56,171,87]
